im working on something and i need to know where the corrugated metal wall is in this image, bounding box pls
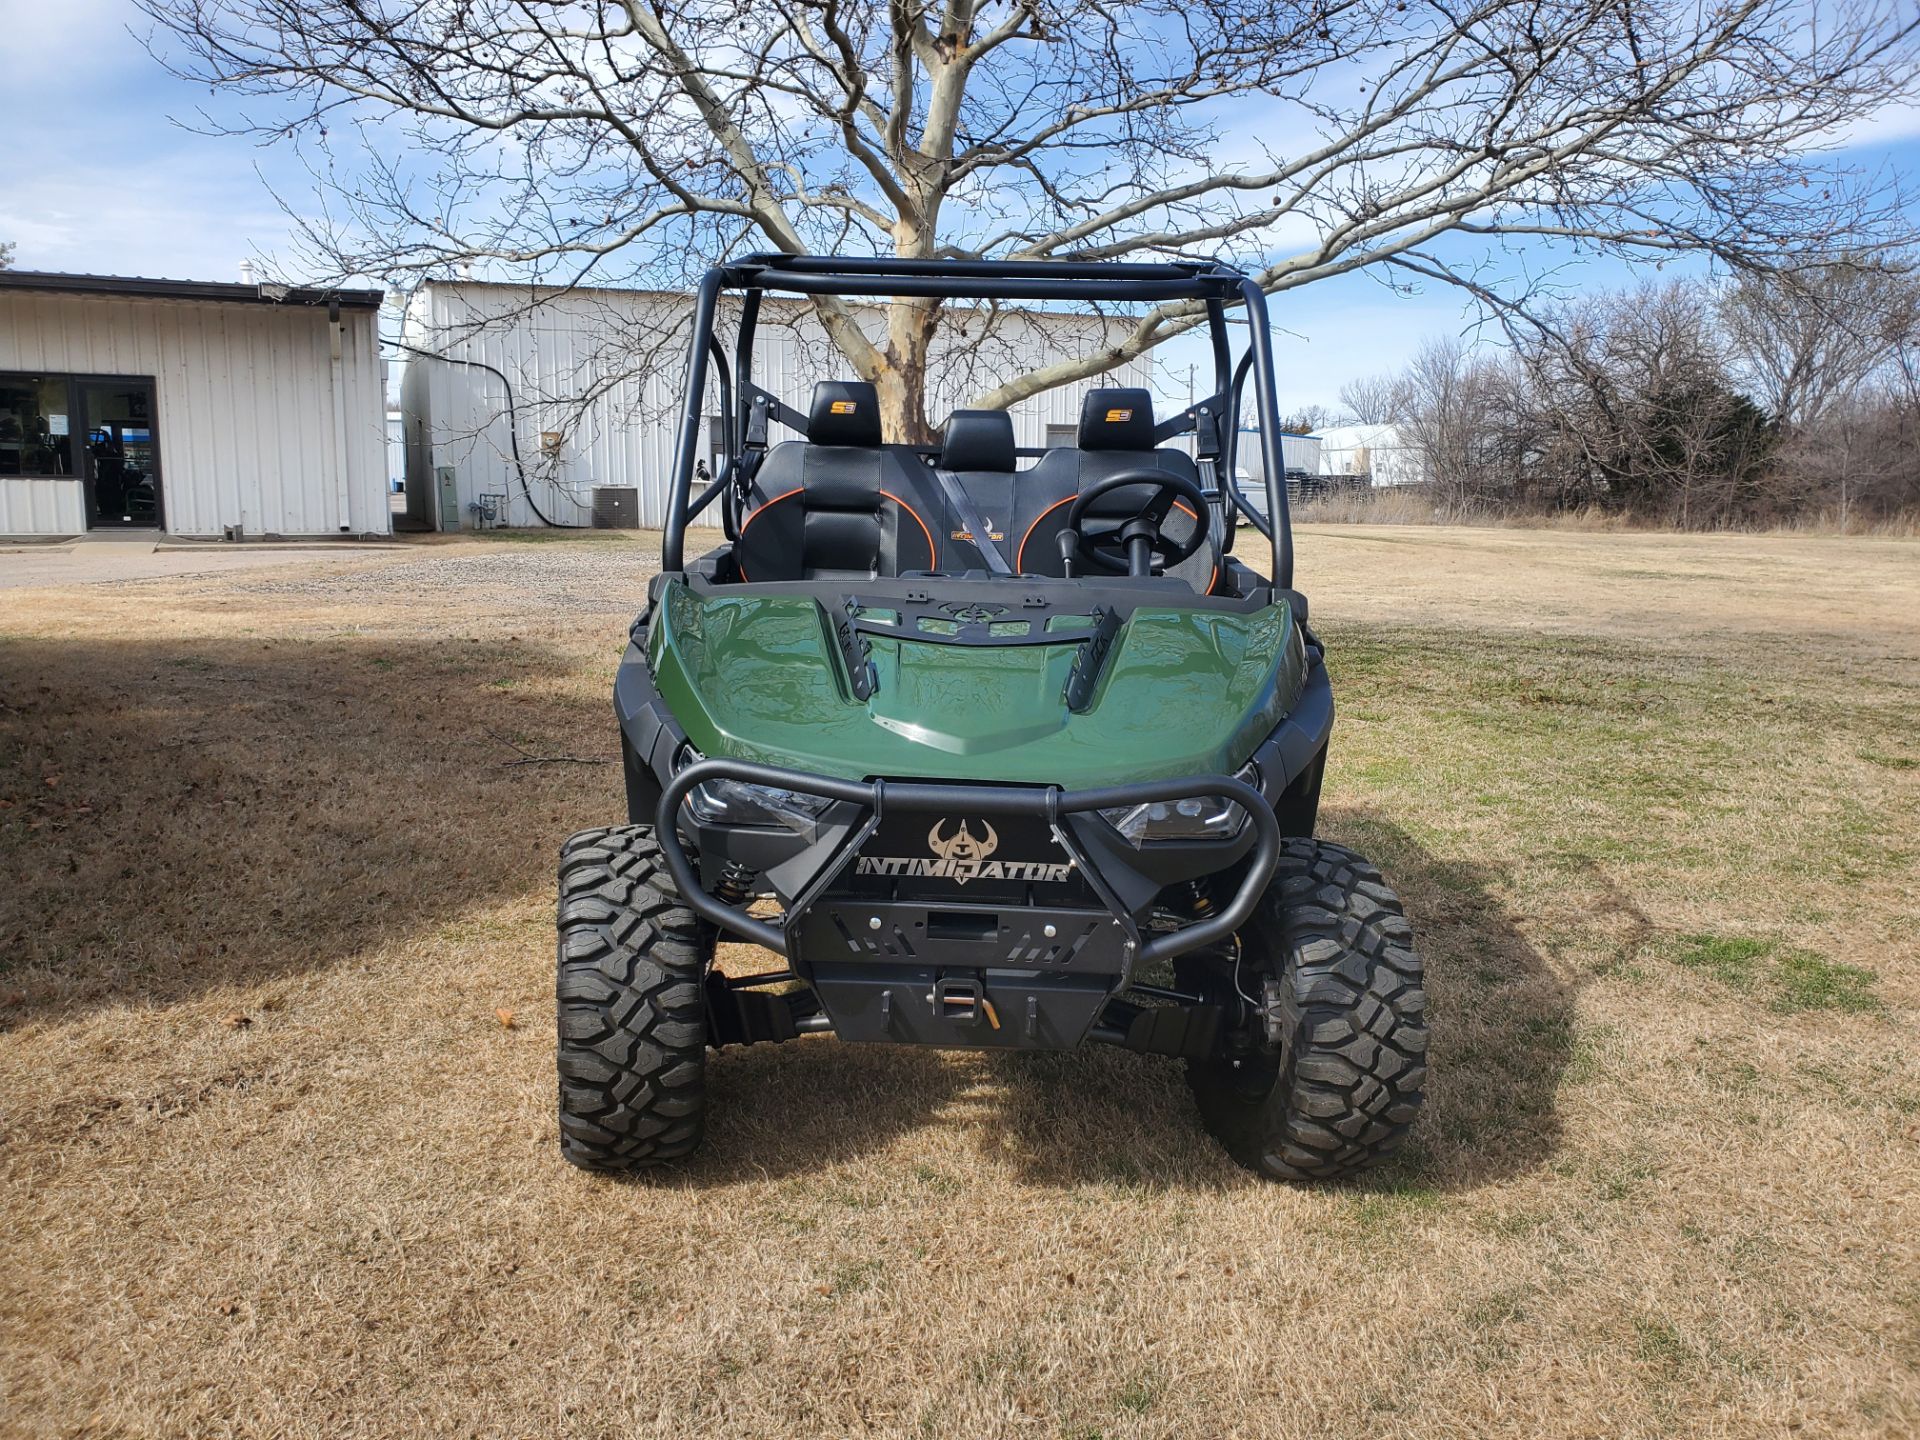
[1229,431,1324,479]
[0,291,389,537]
[0,476,85,533]
[1317,424,1423,485]
[402,282,1154,530]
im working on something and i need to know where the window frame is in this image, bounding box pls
[0,372,80,479]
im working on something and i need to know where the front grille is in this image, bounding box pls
[831,809,1093,906]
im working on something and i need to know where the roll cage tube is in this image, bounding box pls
[659,255,1293,589]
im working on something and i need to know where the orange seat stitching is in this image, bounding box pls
[733,487,803,582]
[879,489,938,573]
[736,487,937,580]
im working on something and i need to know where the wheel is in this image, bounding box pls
[555,825,716,1171]
[1183,838,1427,1180]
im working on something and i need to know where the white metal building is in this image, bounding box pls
[399,280,1153,531]
[1226,429,1324,482]
[0,272,390,538]
[1317,423,1425,486]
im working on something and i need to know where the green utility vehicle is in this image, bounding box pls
[557,256,1426,1181]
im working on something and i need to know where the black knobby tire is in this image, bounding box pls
[1186,838,1427,1180]
[555,826,716,1171]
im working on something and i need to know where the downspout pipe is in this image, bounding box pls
[328,297,352,532]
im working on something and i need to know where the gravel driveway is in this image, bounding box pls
[220,538,663,613]
[0,540,400,589]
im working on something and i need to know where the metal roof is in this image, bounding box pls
[0,270,384,309]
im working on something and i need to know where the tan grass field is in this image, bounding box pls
[3,525,1917,1439]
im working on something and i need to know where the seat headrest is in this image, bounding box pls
[940,409,1016,472]
[1078,388,1155,451]
[807,381,882,446]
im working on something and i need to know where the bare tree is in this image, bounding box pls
[1393,336,1527,508]
[1720,259,1920,427]
[137,0,1920,440]
[1511,282,1777,524]
[1337,373,1406,426]
[0,240,14,271]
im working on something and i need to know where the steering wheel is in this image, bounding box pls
[1061,469,1219,579]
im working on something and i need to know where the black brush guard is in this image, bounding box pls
[656,758,1280,1052]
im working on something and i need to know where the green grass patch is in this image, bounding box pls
[910,1163,961,1196]
[819,1258,885,1298]
[1113,1368,1165,1415]
[1671,934,1771,988]
[1460,1284,1533,1330]
[1669,933,1881,1014]
[1345,1177,1446,1231]
[1857,749,1919,770]
[1632,1316,1697,1378]
[1768,950,1880,1014]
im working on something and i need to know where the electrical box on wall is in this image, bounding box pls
[435,466,459,531]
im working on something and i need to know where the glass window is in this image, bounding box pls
[0,376,73,477]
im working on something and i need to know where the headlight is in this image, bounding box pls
[1099,794,1245,845]
[686,777,833,833]
[1098,763,1260,846]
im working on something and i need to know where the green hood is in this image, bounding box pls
[647,582,1305,786]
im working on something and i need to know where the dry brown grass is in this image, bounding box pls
[1292,489,1920,537]
[3,526,1917,1439]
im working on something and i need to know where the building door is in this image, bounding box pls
[78,378,162,529]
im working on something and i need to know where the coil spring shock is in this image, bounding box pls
[713,860,758,906]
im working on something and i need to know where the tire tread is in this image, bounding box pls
[555,826,714,1171]
[1189,837,1428,1180]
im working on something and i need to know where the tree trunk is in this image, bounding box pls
[874,294,942,444]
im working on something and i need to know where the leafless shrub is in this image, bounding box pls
[1371,264,1920,529]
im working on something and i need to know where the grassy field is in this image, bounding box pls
[2,526,1917,1439]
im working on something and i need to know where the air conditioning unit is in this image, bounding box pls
[592,486,640,529]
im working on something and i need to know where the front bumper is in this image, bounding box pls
[655,759,1281,1049]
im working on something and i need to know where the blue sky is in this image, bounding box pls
[3,0,1916,412]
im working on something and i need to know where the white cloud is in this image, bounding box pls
[1830,100,1920,151]
[0,6,307,281]
[5,165,296,281]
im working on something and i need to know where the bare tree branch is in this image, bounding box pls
[134,0,1920,439]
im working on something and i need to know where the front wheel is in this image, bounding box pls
[555,826,716,1171]
[1184,839,1428,1180]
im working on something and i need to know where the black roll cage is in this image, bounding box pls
[659,253,1294,589]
